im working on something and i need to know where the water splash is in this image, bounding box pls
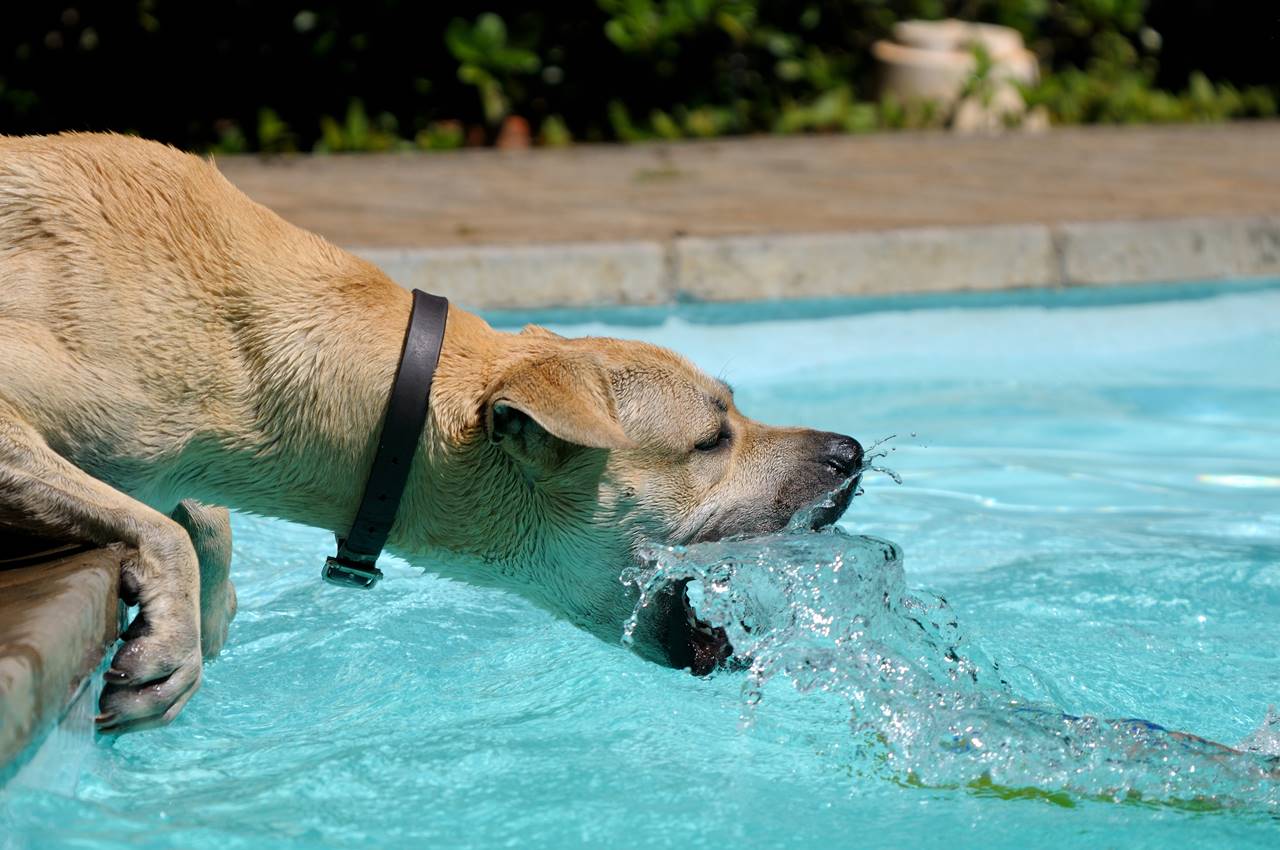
[1240,707,1280,757]
[623,528,1280,810]
[859,434,903,486]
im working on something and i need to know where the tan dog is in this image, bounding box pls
[0,133,862,734]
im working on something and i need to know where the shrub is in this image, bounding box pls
[0,1,1272,152]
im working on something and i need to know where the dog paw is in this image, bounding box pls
[97,615,203,735]
[201,578,237,659]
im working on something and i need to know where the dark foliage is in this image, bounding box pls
[0,1,1275,151]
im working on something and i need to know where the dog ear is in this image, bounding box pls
[483,353,635,451]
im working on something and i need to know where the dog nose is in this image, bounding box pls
[821,433,863,477]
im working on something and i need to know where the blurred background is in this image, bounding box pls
[1,1,1277,152]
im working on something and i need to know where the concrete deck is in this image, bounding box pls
[0,539,122,784]
[216,123,1280,309]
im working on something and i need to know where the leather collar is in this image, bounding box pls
[323,289,449,589]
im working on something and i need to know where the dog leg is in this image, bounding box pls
[172,500,236,660]
[0,413,202,734]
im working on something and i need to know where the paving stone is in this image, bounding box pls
[218,125,1280,250]
[1059,216,1280,285]
[215,125,1280,305]
[674,224,1057,300]
[358,242,669,310]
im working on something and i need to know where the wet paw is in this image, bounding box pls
[200,578,237,659]
[97,624,203,735]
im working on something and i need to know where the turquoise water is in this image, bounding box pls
[4,283,1280,848]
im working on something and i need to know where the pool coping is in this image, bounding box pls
[355,214,1280,310]
[0,545,124,787]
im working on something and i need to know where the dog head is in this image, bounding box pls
[419,323,862,673]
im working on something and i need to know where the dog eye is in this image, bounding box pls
[694,427,731,453]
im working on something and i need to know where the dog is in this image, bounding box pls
[0,133,862,735]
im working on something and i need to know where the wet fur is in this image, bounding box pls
[0,133,854,732]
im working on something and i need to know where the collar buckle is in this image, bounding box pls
[322,554,383,589]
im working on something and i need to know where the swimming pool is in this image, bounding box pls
[3,282,1279,848]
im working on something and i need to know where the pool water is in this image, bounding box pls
[4,283,1280,849]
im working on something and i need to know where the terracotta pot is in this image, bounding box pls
[496,115,531,150]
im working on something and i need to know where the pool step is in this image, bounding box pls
[0,539,124,786]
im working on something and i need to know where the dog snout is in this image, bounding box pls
[820,433,863,478]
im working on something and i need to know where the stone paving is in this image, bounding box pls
[216,123,1280,308]
[217,123,1280,246]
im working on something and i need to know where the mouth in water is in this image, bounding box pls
[659,578,735,676]
[661,471,861,676]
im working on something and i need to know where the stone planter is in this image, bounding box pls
[893,19,1026,60]
[872,19,1044,133]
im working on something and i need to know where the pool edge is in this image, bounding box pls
[0,544,124,788]
[355,214,1280,311]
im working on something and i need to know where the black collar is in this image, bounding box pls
[323,289,449,589]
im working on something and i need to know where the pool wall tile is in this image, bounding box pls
[1058,216,1280,286]
[356,217,1280,310]
[672,225,1058,301]
[1240,218,1280,277]
[358,241,669,310]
